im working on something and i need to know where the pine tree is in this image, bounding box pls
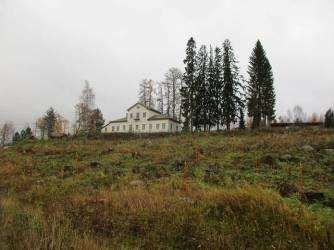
[181,37,196,131]
[221,40,244,131]
[247,40,276,128]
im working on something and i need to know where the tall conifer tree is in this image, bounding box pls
[238,107,246,129]
[193,45,208,131]
[212,47,224,130]
[181,37,196,131]
[221,40,244,131]
[247,40,276,128]
[207,46,216,131]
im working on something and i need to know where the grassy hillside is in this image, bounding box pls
[0,128,334,249]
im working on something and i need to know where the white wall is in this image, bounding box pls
[105,119,181,133]
[104,103,181,133]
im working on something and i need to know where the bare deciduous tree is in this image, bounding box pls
[164,67,183,119]
[75,80,96,132]
[36,117,47,139]
[156,81,164,114]
[293,105,306,123]
[0,122,14,146]
[138,79,155,108]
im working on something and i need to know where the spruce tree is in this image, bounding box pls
[181,37,196,131]
[325,108,334,128]
[221,40,244,131]
[213,47,224,130]
[238,107,246,129]
[193,45,208,131]
[12,132,21,143]
[20,129,26,140]
[45,107,56,137]
[25,127,33,139]
[247,40,276,128]
[206,46,216,131]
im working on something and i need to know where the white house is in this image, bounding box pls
[104,103,182,133]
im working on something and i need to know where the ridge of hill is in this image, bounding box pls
[0,128,334,249]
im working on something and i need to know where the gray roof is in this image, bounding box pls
[147,114,181,123]
[127,102,161,114]
[102,117,127,129]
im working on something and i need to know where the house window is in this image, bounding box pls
[170,124,173,131]
[142,124,146,130]
[123,125,126,131]
[136,125,139,130]
[116,126,119,131]
[105,128,107,132]
[149,124,152,130]
[143,112,146,118]
[156,124,160,130]
[130,113,133,119]
[162,123,166,129]
[112,126,115,131]
[129,125,132,131]
[136,113,139,119]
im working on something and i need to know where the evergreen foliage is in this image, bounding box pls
[239,107,246,129]
[324,108,334,128]
[12,132,21,143]
[181,37,196,131]
[213,47,224,130]
[221,40,245,131]
[206,46,217,130]
[45,107,57,137]
[24,127,33,139]
[14,127,33,143]
[193,45,209,131]
[247,40,276,128]
[89,108,105,134]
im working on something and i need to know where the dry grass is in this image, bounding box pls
[0,128,334,249]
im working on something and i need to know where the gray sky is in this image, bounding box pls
[0,0,333,127]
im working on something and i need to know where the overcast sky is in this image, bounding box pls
[0,0,333,127]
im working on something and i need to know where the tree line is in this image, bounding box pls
[0,81,106,145]
[37,81,105,139]
[137,38,276,132]
[136,37,334,132]
[1,38,334,146]
[180,37,275,131]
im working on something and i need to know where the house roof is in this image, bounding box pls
[147,114,181,123]
[127,102,161,114]
[103,117,127,128]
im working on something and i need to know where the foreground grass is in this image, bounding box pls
[0,128,334,249]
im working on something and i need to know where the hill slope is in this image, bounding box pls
[0,129,334,249]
